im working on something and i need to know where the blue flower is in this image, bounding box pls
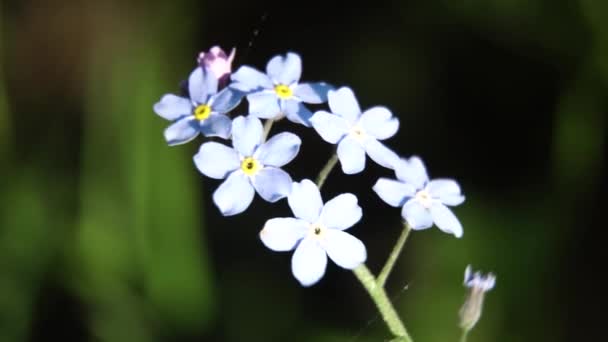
[372,156,465,237]
[194,116,301,216]
[230,52,333,127]
[310,87,400,174]
[153,67,242,145]
[259,179,366,286]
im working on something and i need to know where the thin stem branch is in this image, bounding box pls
[459,329,469,342]
[353,265,413,342]
[315,153,338,189]
[377,222,412,287]
[262,119,274,141]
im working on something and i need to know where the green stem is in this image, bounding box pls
[377,222,411,287]
[262,119,274,141]
[315,153,338,189]
[353,265,413,342]
[459,329,470,342]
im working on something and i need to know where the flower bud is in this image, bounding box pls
[197,46,235,88]
[459,265,496,332]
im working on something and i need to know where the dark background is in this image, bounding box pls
[1,0,606,341]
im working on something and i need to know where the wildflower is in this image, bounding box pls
[259,179,366,286]
[230,52,332,126]
[194,116,301,216]
[459,265,496,332]
[310,87,399,174]
[153,66,242,145]
[372,156,465,237]
[197,46,236,88]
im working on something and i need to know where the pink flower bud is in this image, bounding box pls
[197,46,235,88]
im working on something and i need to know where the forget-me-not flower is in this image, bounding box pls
[459,265,496,331]
[153,67,242,145]
[372,156,465,237]
[259,179,366,286]
[230,52,332,126]
[194,116,301,216]
[310,87,399,174]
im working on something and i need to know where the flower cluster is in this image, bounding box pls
[153,47,466,286]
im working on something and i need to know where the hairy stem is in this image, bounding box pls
[315,153,338,189]
[377,222,411,287]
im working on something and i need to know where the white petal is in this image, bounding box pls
[337,136,366,174]
[248,92,281,119]
[153,94,192,120]
[426,179,465,206]
[193,142,240,179]
[282,100,313,127]
[429,203,463,238]
[266,52,302,85]
[328,87,361,124]
[310,111,350,144]
[294,82,333,104]
[189,67,217,104]
[287,179,323,222]
[230,65,273,92]
[252,167,293,203]
[199,113,232,139]
[260,218,308,252]
[372,178,416,207]
[401,199,433,230]
[255,132,301,167]
[319,194,362,230]
[291,238,327,286]
[163,116,199,146]
[394,156,429,189]
[359,106,399,140]
[364,138,399,169]
[231,115,263,156]
[212,172,255,216]
[322,230,366,269]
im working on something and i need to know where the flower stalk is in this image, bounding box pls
[377,222,411,287]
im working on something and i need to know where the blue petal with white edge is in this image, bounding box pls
[266,52,302,85]
[328,87,361,124]
[193,142,240,179]
[283,100,313,127]
[372,178,416,207]
[211,88,243,113]
[154,94,192,120]
[294,82,333,104]
[426,179,465,206]
[319,194,362,230]
[430,203,463,238]
[199,114,232,139]
[288,179,323,223]
[189,67,218,104]
[164,116,199,146]
[322,230,366,269]
[310,111,350,144]
[247,92,281,119]
[231,116,263,156]
[402,199,433,229]
[230,66,273,92]
[255,132,301,167]
[213,171,255,216]
[364,138,399,169]
[337,136,366,174]
[291,238,327,286]
[395,156,429,189]
[359,106,399,140]
[252,167,293,203]
[260,218,308,251]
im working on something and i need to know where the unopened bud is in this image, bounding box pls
[459,265,495,332]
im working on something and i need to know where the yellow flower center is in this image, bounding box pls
[193,104,212,121]
[309,223,326,239]
[241,157,261,176]
[351,124,367,141]
[274,84,293,99]
[415,189,433,208]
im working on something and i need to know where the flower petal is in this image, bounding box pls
[163,116,199,146]
[427,179,465,206]
[266,52,302,85]
[429,203,463,238]
[328,87,361,124]
[252,167,293,203]
[364,138,399,169]
[359,106,399,140]
[189,67,217,104]
[283,100,313,127]
[394,156,429,189]
[372,178,416,207]
[319,194,362,230]
[256,132,301,167]
[401,199,433,230]
[337,136,366,174]
[322,230,366,269]
[153,94,192,120]
[212,171,255,216]
[260,218,308,252]
[193,142,239,179]
[291,238,327,286]
[287,179,323,222]
[247,92,281,119]
[230,65,273,92]
[210,87,243,113]
[294,82,333,104]
[199,113,232,139]
[310,111,350,144]
[231,115,263,156]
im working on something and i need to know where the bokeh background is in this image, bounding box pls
[1,0,606,341]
